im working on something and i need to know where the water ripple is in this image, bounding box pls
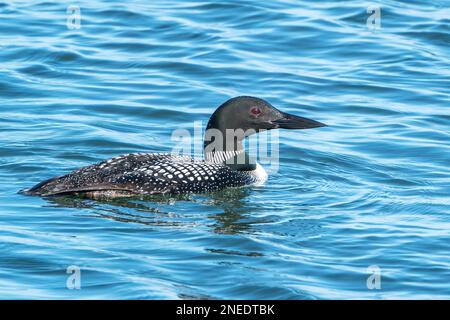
[0,0,449,299]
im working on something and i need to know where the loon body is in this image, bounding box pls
[25,96,325,198]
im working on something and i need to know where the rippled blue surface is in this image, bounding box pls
[1,0,449,299]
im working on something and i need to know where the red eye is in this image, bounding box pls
[250,107,262,117]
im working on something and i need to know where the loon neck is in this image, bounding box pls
[203,108,257,171]
[204,139,256,171]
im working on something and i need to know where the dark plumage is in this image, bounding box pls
[26,153,255,197]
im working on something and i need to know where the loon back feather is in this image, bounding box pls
[26,153,256,197]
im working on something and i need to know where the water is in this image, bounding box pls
[1,0,449,299]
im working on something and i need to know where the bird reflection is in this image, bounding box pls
[43,187,257,234]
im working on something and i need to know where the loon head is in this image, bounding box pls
[204,96,326,166]
[205,96,326,137]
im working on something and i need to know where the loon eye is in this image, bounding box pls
[250,107,262,117]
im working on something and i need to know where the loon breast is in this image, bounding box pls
[25,153,262,198]
[248,163,268,185]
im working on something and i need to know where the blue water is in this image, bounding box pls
[1,0,449,299]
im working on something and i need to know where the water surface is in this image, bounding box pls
[1,0,449,299]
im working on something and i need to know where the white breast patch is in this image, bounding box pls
[248,162,268,185]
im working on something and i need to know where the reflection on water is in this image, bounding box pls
[45,187,257,235]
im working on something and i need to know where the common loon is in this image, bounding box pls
[24,96,326,198]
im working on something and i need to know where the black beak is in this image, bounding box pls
[272,112,327,129]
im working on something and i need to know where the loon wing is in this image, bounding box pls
[25,153,193,196]
[25,153,254,197]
